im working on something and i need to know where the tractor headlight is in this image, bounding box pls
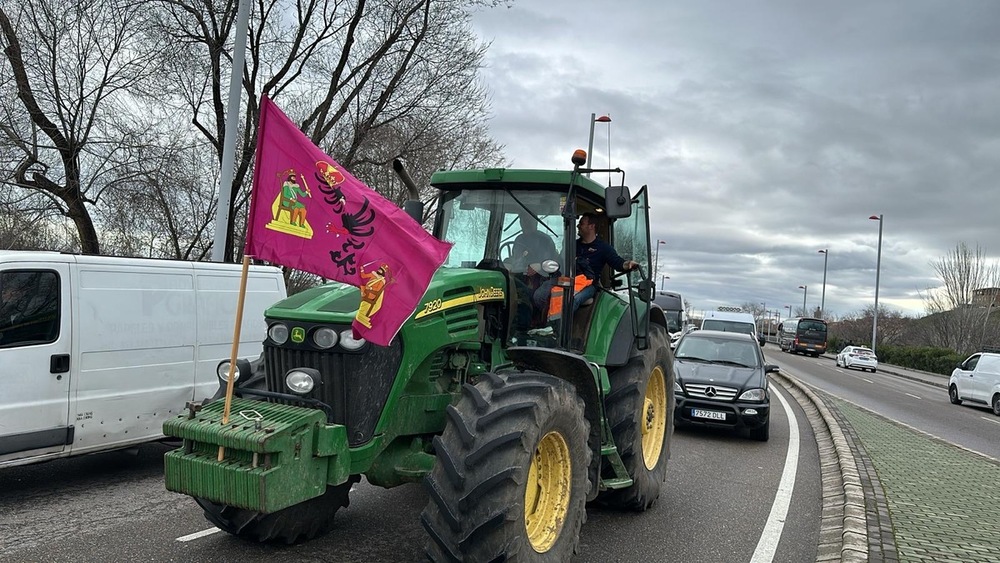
[268,323,289,345]
[313,327,339,349]
[285,369,316,395]
[217,360,239,382]
[339,329,366,351]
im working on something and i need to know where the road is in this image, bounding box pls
[769,350,1000,460]
[0,382,823,562]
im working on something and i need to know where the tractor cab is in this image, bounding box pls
[431,152,656,355]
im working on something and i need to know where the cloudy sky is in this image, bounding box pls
[468,0,1000,319]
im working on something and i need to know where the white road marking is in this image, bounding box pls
[749,386,799,563]
[861,377,873,383]
[905,392,922,400]
[176,527,221,542]
[982,417,1000,426]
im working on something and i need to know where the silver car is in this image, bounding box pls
[836,345,879,372]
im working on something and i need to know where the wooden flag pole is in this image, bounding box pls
[218,255,252,461]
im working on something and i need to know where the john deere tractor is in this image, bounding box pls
[163,150,675,561]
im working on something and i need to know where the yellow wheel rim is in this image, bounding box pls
[524,430,572,553]
[641,366,667,470]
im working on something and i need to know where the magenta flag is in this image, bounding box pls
[244,96,452,346]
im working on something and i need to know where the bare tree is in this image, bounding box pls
[150,0,506,261]
[919,241,1000,353]
[0,0,163,254]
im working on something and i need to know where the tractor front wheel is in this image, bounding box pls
[596,324,675,510]
[422,371,591,562]
[195,475,359,544]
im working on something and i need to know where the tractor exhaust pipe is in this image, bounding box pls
[392,158,424,223]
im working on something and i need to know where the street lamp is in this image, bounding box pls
[760,302,767,337]
[870,214,884,354]
[654,240,666,285]
[785,305,792,319]
[660,274,669,289]
[818,249,829,318]
[586,114,611,177]
[798,285,807,315]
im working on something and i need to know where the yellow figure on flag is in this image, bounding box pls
[356,262,392,328]
[267,169,314,238]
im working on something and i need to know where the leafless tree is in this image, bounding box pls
[919,241,1000,353]
[150,0,506,261]
[0,0,163,254]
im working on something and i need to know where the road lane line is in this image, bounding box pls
[905,392,922,400]
[982,417,1000,426]
[749,386,799,563]
[176,527,221,542]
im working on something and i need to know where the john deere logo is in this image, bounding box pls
[291,327,306,343]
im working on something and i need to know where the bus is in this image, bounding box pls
[653,290,686,346]
[778,317,828,356]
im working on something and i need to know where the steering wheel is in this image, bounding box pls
[499,241,517,264]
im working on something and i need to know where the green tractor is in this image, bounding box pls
[163,150,675,561]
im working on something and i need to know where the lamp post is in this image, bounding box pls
[798,285,807,315]
[586,114,611,177]
[660,274,669,289]
[654,239,666,285]
[785,305,792,319]
[760,302,767,337]
[870,214,884,354]
[818,249,828,318]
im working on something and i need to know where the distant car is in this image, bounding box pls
[672,330,777,441]
[836,346,879,372]
[948,352,1000,416]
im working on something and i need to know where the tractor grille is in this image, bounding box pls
[263,334,404,447]
[684,383,739,401]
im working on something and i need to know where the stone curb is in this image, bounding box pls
[772,371,869,562]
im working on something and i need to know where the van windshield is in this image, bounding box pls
[702,319,754,335]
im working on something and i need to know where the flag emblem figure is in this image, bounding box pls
[245,95,452,345]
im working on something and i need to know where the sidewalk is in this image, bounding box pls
[775,362,1000,563]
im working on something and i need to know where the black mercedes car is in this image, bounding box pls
[672,329,777,441]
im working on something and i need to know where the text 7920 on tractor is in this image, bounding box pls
[162,149,676,561]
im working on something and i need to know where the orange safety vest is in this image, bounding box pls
[547,275,591,323]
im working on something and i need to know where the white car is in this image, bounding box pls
[949,352,1000,416]
[836,346,879,372]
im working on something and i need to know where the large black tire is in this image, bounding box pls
[195,475,359,544]
[992,394,1000,416]
[422,371,591,562]
[949,384,962,405]
[595,324,674,510]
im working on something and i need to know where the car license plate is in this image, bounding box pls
[691,408,726,421]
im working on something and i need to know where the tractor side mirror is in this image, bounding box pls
[636,279,655,302]
[604,185,631,219]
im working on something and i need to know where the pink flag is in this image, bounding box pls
[244,96,452,346]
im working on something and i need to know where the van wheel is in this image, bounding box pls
[992,394,1000,416]
[596,325,674,510]
[949,385,962,405]
[195,475,359,544]
[422,371,590,562]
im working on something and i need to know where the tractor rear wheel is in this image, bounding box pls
[596,324,675,510]
[195,475,359,544]
[422,371,591,562]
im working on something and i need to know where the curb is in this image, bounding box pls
[772,371,869,562]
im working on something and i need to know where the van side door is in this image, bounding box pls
[0,265,73,464]
[970,354,1000,403]
[955,354,981,402]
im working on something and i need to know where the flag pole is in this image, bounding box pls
[218,254,252,461]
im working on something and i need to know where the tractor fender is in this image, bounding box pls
[504,346,603,499]
[606,306,668,367]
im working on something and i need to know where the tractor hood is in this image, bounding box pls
[264,267,509,325]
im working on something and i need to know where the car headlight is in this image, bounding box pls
[673,380,684,395]
[217,360,239,382]
[313,327,339,349]
[738,388,767,402]
[285,369,316,395]
[339,329,366,351]
[269,323,289,345]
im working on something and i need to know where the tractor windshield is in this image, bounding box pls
[437,189,568,270]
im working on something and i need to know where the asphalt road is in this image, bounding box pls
[768,350,1000,460]
[0,383,824,563]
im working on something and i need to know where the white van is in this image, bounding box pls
[701,309,764,346]
[948,351,1000,416]
[0,251,286,468]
